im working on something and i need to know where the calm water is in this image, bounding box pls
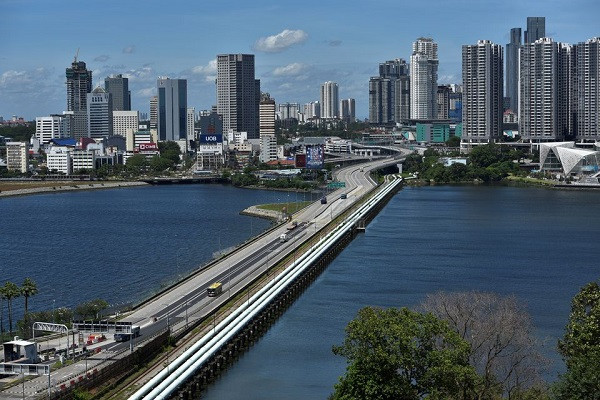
[0,184,314,313]
[202,185,600,400]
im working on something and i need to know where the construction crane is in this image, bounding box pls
[73,48,80,63]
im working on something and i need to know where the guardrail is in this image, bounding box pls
[130,176,403,400]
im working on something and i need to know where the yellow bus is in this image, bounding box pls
[207,282,223,297]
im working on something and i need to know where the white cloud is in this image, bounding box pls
[253,29,308,53]
[94,55,110,62]
[0,68,54,93]
[272,63,308,77]
[191,59,217,75]
[123,45,136,54]
[137,87,156,97]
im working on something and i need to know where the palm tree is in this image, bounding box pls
[3,281,21,334]
[0,285,6,336]
[21,277,38,319]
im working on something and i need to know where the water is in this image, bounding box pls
[0,184,313,313]
[201,185,600,399]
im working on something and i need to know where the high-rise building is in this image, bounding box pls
[66,59,92,139]
[340,98,355,122]
[187,107,196,144]
[216,54,260,139]
[506,28,522,113]
[304,101,320,120]
[112,111,139,137]
[260,93,276,136]
[105,74,131,111]
[369,58,409,124]
[462,40,503,146]
[6,142,28,173]
[320,81,339,119]
[520,38,572,142]
[575,37,600,141]
[87,87,113,138]
[150,96,158,130]
[410,38,439,119]
[437,85,451,120]
[36,115,67,144]
[259,134,278,163]
[157,78,187,142]
[278,103,300,120]
[525,17,546,44]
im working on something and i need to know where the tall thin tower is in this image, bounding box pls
[525,17,546,44]
[575,37,600,141]
[410,38,438,119]
[320,81,339,119]
[506,28,522,112]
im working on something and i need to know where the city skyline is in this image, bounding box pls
[1,0,599,120]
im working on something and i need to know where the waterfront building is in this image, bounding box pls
[461,40,503,147]
[105,74,131,111]
[540,142,600,175]
[506,28,522,112]
[410,38,438,120]
[5,142,28,173]
[71,149,95,172]
[35,115,68,144]
[320,81,339,119]
[525,17,546,44]
[340,98,355,122]
[187,107,196,145]
[575,37,600,142]
[217,54,260,139]
[126,129,158,152]
[157,77,187,142]
[520,38,572,142]
[260,94,276,136]
[113,111,139,137]
[150,96,158,130]
[87,87,113,138]
[46,147,72,175]
[259,134,278,163]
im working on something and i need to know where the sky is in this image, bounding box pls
[1,0,598,121]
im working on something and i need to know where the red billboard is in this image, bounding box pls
[295,153,306,168]
[138,142,158,152]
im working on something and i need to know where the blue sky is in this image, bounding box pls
[1,0,598,120]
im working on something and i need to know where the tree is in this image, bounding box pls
[75,299,109,320]
[20,277,38,319]
[3,281,21,333]
[554,281,600,399]
[0,285,6,335]
[331,306,479,400]
[421,291,547,399]
[446,135,461,148]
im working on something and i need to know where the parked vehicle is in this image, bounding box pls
[207,282,223,297]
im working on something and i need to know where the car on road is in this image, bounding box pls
[340,193,347,199]
[320,196,327,204]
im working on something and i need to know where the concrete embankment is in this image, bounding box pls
[240,205,284,221]
[0,181,149,198]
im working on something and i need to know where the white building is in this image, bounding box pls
[325,138,353,153]
[320,82,339,119]
[35,115,67,144]
[187,107,196,145]
[46,147,72,175]
[304,101,321,120]
[410,37,439,120]
[196,133,224,171]
[540,142,600,175]
[6,142,28,173]
[260,96,276,136]
[278,103,300,120]
[113,111,139,137]
[259,134,278,163]
[87,87,113,138]
[227,130,248,145]
[575,37,600,142]
[71,149,95,172]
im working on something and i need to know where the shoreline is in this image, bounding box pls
[0,181,149,198]
[240,205,284,221]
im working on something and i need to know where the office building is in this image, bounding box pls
[260,93,276,136]
[105,74,131,111]
[437,85,451,120]
[66,59,92,139]
[87,87,113,138]
[259,134,278,163]
[506,28,522,112]
[71,150,95,172]
[150,96,158,130]
[157,77,187,142]
[47,147,72,175]
[187,107,196,144]
[113,111,139,137]
[369,58,410,124]
[520,38,572,142]
[320,81,339,119]
[462,40,504,146]
[35,115,67,144]
[6,142,28,173]
[216,54,260,139]
[525,17,546,44]
[575,37,600,141]
[410,38,439,119]
[340,98,356,122]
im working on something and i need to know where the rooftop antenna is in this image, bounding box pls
[74,48,80,63]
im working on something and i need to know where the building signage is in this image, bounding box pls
[199,134,223,144]
[306,144,324,169]
[138,142,158,151]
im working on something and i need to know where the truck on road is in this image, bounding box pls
[207,282,223,297]
[114,326,140,342]
[279,233,288,243]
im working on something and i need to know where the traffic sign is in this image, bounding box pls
[327,181,346,189]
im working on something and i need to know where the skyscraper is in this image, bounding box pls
[574,37,600,141]
[105,74,131,111]
[520,38,571,142]
[157,78,187,142]
[340,98,356,122]
[369,59,409,124]
[437,85,451,120]
[320,81,339,119]
[259,93,276,136]
[462,40,503,146]
[525,17,546,44]
[506,28,522,112]
[150,96,158,129]
[216,54,260,139]
[87,86,113,138]
[66,58,92,139]
[410,38,439,120]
